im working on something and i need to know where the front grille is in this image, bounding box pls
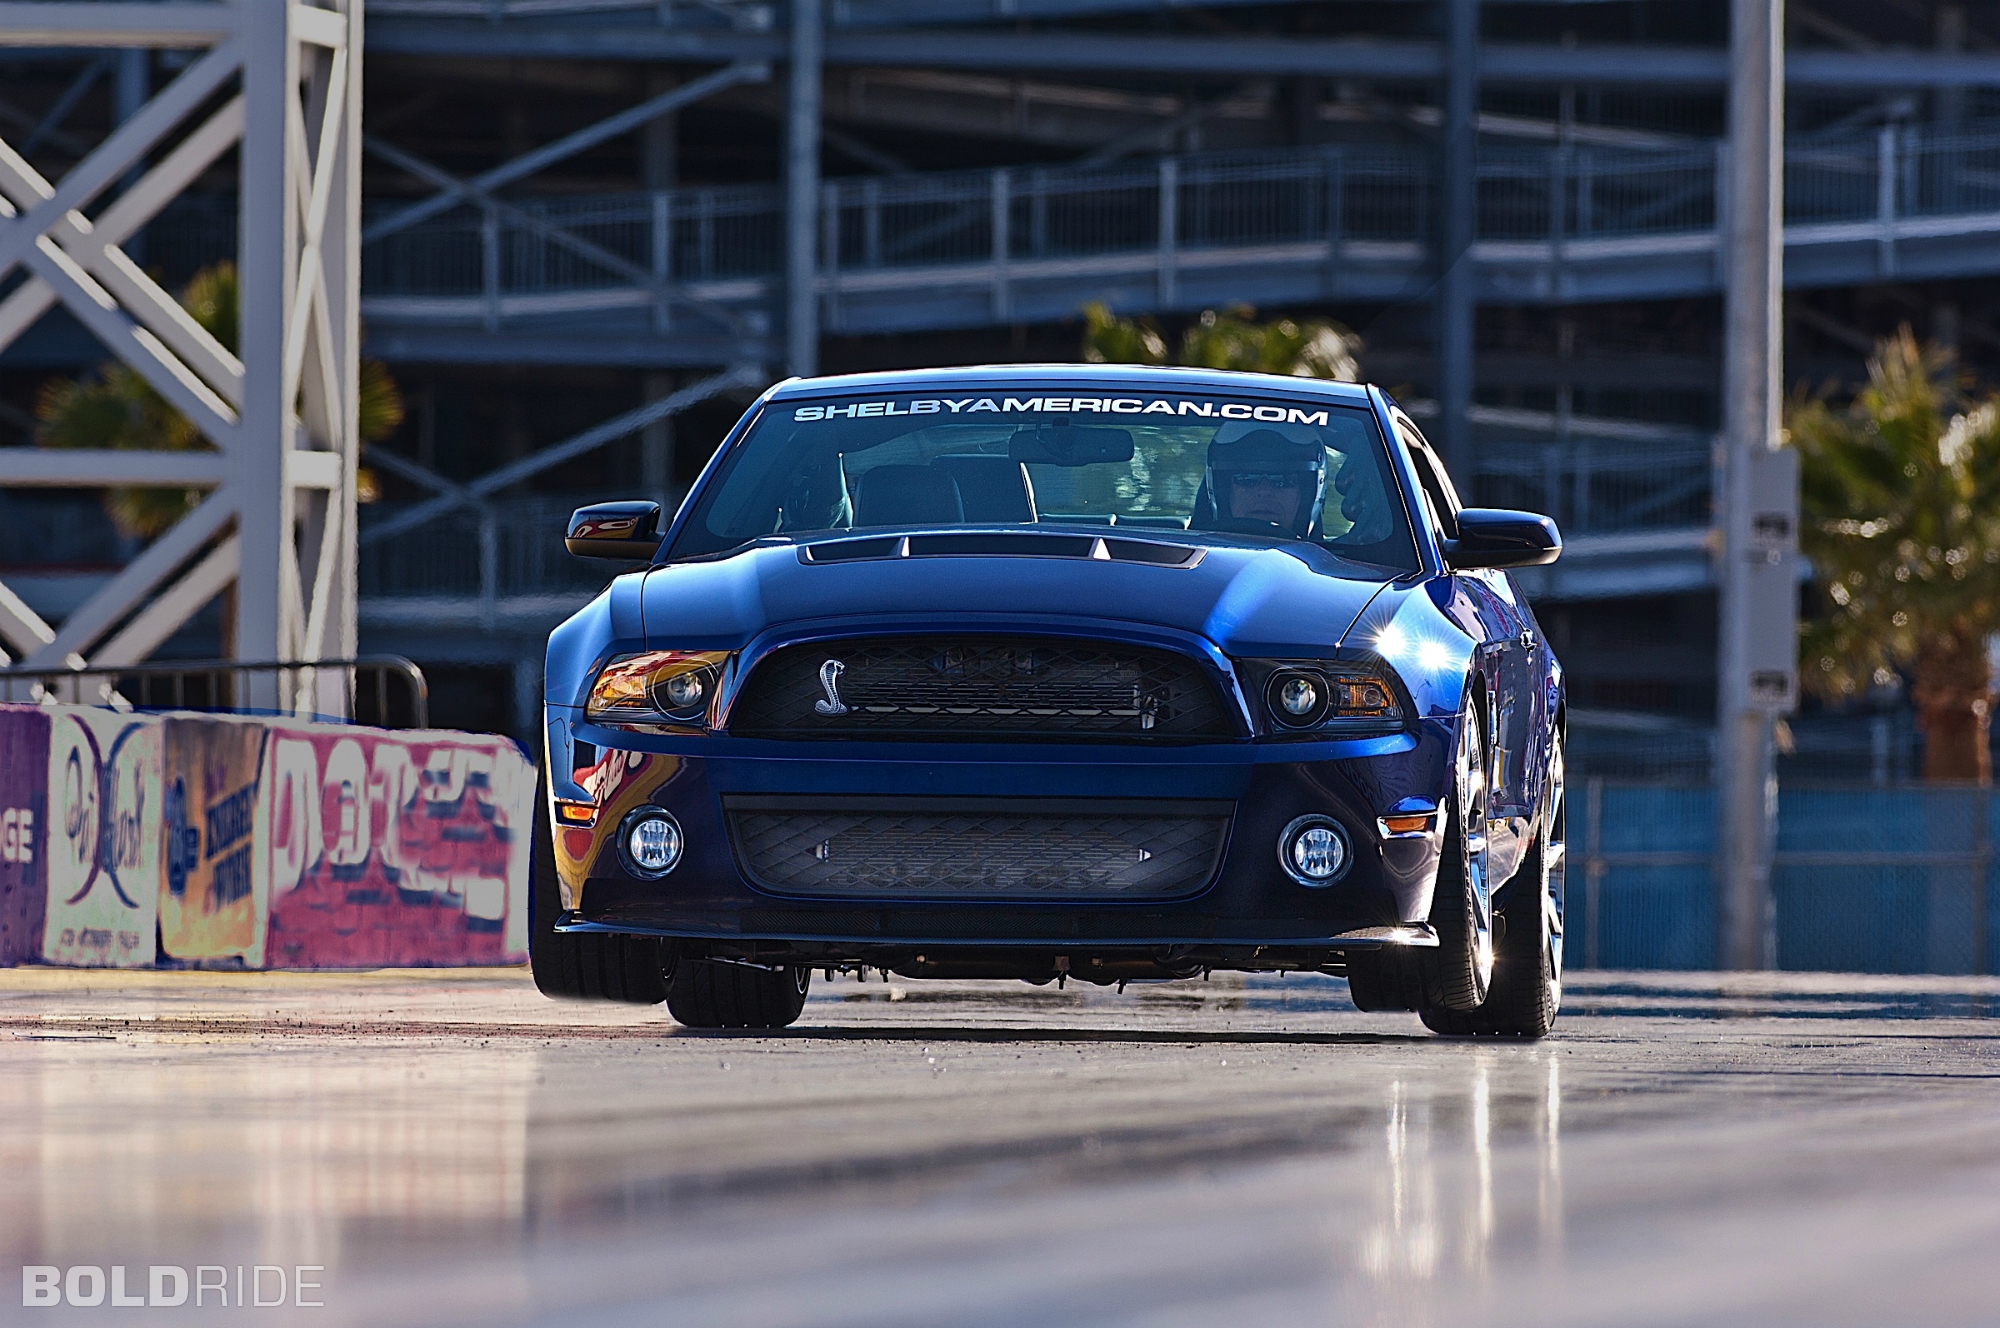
[725,795,1233,899]
[728,635,1233,740]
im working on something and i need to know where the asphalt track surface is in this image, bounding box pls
[2,968,1998,1326]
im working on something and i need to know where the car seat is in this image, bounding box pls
[851,464,965,526]
[931,455,1036,523]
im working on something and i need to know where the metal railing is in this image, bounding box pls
[358,495,629,617]
[0,657,429,728]
[358,119,2000,309]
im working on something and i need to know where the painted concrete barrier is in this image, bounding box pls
[0,703,532,969]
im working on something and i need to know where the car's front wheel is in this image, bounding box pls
[528,775,670,1005]
[1345,702,1494,1016]
[1418,702,1495,1011]
[666,961,811,1029]
[1422,730,1565,1038]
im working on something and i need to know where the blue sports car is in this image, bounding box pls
[532,365,1567,1036]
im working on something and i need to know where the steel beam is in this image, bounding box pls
[366,21,2000,87]
[0,3,235,46]
[787,0,822,377]
[1715,0,1794,972]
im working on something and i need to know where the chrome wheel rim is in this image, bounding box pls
[1459,709,1494,995]
[1544,736,1566,1010]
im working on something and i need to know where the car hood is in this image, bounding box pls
[638,535,1395,658]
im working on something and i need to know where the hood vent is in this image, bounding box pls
[800,532,1204,568]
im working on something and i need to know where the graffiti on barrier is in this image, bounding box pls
[158,717,270,966]
[263,728,533,967]
[44,709,159,967]
[0,706,51,966]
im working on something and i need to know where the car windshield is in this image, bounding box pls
[670,387,1419,571]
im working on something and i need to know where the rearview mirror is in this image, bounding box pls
[1008,425,1135,467]
[1445,508,1561,570]
[566,501,663,560]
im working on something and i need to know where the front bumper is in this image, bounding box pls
[551,720,1451,950]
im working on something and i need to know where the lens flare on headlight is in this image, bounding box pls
[1373,624,1458,675]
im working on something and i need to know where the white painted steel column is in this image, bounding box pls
[786,0,822,378]
[317,0,364,716]
[1717,0,1798,971]
[235,0,300,704]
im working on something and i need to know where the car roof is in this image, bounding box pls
[766,364,1377,404]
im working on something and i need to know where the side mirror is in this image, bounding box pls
[1445,508,1561,570]
[566,501,663,560]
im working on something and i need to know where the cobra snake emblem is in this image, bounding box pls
[814,659,848,715]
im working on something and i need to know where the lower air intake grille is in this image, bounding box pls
[725,796,1233,899]
[727,636,1233,741]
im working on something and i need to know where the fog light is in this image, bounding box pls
[619,808,683,878]
[1279,815,1350,887]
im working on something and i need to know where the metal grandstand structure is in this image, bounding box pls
[356,123,2000,351]
[0,0,362,716]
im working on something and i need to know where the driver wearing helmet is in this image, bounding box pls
[1193,422,1328,537]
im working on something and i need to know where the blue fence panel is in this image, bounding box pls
[1773,786,1987,975]
[1774,863,1979,974]
[1577,782,1997,974]
[1775,785,1976,854]
[1575,783,1715,969]
[1989,793,2000,976]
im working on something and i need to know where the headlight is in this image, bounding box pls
[1246,661,1403,734]
[586,650,730,726]
[1268,671,1328,727]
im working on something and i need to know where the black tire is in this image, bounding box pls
[528,774,670,1005]
[666,960,811,1029]
[1421,731,1565,1039]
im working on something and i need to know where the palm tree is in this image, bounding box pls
[1082,302,1361,381]
[1789,327,2000,783]
[36,262,404,539]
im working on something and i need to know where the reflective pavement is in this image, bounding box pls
[2,967,1997,1325]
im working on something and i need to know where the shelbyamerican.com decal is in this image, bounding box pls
[791,397,1334,425]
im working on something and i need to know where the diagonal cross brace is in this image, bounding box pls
[0,94,247,395]
[0,38,240,275]
[359,365,763,546]
[363,61,769,244]
[0,87,248,445]
[21,53,110,155]
[362,441,488,512]
[363,135,749,334]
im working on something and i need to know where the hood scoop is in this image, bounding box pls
[799,531,1204,568]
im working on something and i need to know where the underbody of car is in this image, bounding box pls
[535,365,1567,1035]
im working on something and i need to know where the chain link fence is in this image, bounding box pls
[1573,782,2000,975]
